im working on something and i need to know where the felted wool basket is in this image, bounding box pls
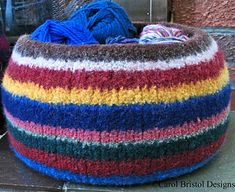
[1,23,231,186]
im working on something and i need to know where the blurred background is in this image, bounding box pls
[0,0,168,36]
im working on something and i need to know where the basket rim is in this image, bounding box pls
[13,22,212,62]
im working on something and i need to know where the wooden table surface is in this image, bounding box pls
[0,113,235,192]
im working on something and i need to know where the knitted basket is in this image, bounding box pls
[1,23,230,186]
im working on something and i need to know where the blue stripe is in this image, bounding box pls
[2,84,231,131]
[11,146,216,186]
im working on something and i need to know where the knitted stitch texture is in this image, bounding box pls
[1,23,231,186]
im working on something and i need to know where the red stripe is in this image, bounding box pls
[9,133,225,176]
[6,50,224,90]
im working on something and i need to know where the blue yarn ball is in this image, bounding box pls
[31,20,98,45]
[69,0,137,43]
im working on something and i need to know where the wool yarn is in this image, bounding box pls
[139,24,189,44]
[31,20,98,45]
[2,23,230,185]
[69,0,137,43]
[106,35,139,44]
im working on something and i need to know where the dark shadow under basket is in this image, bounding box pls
[1,22,230,185]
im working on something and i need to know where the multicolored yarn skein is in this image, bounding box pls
[1,23,230,185]
[106,24,190,45]
[139,24,190,44]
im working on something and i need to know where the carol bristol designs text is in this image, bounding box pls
[159,180,235,189]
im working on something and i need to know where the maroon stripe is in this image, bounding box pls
[7,50,224,90]
[9,133,225,176]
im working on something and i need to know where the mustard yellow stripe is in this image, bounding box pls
[3,67,229,106]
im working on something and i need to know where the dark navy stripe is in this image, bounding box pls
[2,84,231,131]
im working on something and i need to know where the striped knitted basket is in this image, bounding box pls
[1,23,231,186]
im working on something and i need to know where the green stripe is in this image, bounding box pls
[7,117,229,161]
[6,113,229,146]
